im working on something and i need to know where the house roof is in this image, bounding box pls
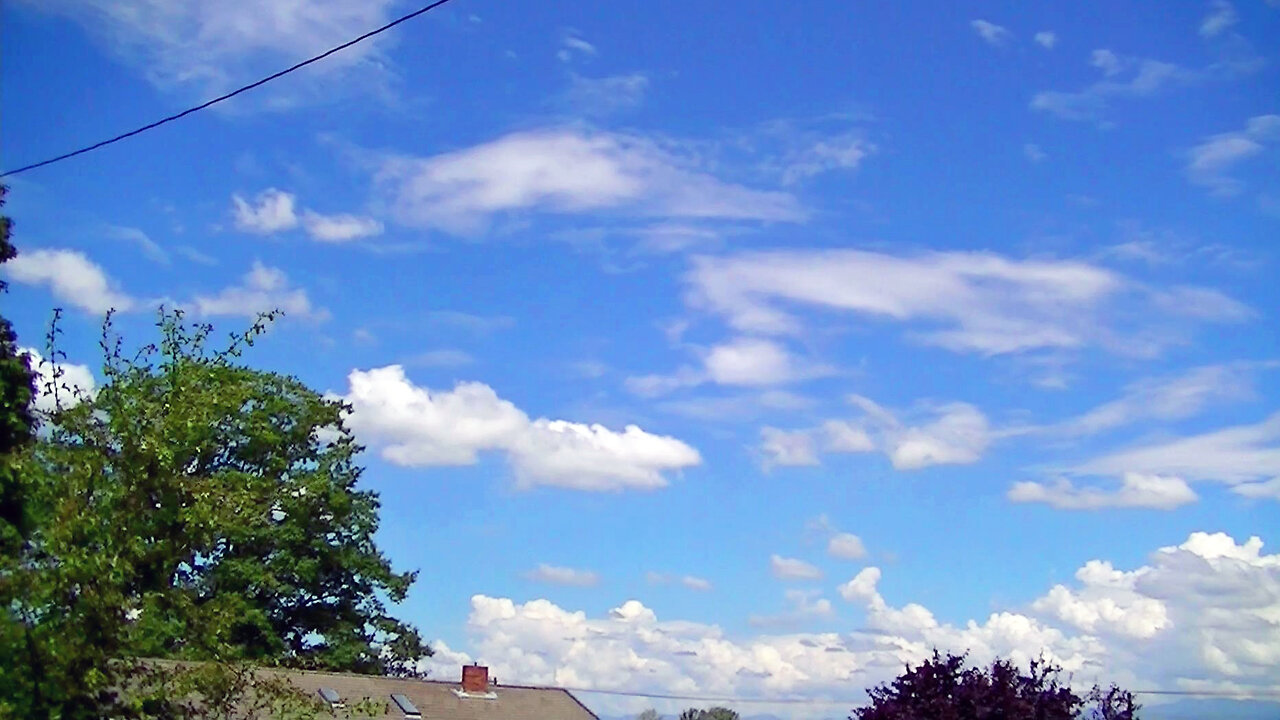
[275,668,600,720]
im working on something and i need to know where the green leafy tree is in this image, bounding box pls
[851,651,1139,720]
[637,709,662,720]
[2,309,429,718]
[680,708,740,720]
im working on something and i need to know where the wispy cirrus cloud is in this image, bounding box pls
[761,395,994,471]
[1185,114,1280,196]
[26,0,402,106]
[524,564,600,587]
[970,20,1011,47]
[684,249,1248,360]
[375,128,806,234]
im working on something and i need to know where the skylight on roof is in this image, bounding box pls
[318,687,345,709]
[391,693,422,718]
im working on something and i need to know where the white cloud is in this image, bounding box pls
[684,249,1246,358]
[702,337,823,386]
[1091,49,1123,77]
[4,248,136,314]
[627,337,830,399]
[338,365,700,491]
[418,532,1280,715]
[1023,143,1047,162]
[769,554,823,581]
[375,128,805,234]
[778,134,875,185]
[759,427,820,468]
[970,20,1011,46]
[1051,362,1265,436]
[192,261,327,321]
[1032,560,1171,639]
[301,210,384,242]
[1200,0,1238,37]
[1008,473,1199,510]
[106,225,168,264]
[1185,114,1280,195]
[19,348,96,413]
[558,33,597,62]
[1070,414,1280,494]
[771,395,992,472]
[1034,31,1057,49]
[28,0,400,104]
[232,189,298,234]
[646,573,714,592]
[524,564,600,587]
[827,533,867,560]
[1032,51,1195,123]
[681,576,713,592]
[566,73,649,116]
[749,589,835,627]
[1018,414,1280,506]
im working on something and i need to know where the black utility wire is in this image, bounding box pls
[0,0,460,178]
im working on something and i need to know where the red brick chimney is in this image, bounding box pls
[461,664,489,694]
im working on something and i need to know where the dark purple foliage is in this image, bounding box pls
[851,651,1139,720]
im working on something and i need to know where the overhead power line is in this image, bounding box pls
[0,0,460,178]
[558,685,1280,705]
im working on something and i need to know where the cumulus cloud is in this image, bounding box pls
[770,554,823,581]
[828,533,868,560]
[232,189,381,241]
[1008,473,1199,511]
[1185,114,1280,195]
[970,20,1011,46]
[232,188,299,234]
[19,348,96,413]
[27,0,401,104]
[524,564,600,587]
[684,249,1246,358]
[417,533,1280,714]
[375,128,805,234]
[192,261,327,321]
[337,365,700,491]
[4,248,136,314]
[759,427,821,468]
[1034,31,1057,49]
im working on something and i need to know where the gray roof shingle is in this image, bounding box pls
[278,669,599,720]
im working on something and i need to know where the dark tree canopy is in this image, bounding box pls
[851,651,1139,720]
[680,707,740,720]
[0,185,38,554]
[1,309,429,718]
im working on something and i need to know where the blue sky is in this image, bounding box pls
[3,0,1279,716]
